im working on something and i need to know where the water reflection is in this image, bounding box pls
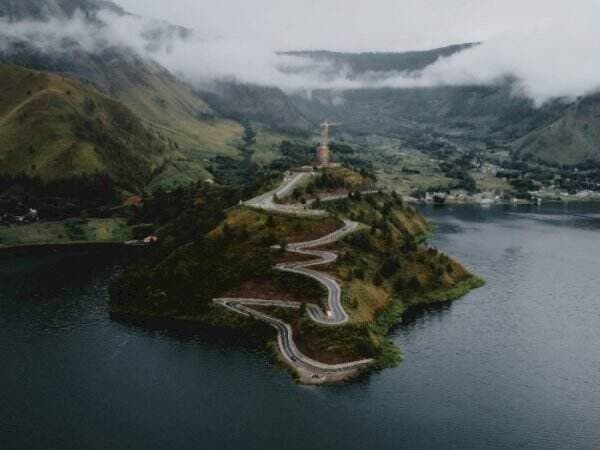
[2,205,600,450]
[397,302,454,331]
[110,313,270,354]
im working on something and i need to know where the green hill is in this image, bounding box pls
[514,94,600,165]
[109,168,482,378]
[0,0,245,188]
[0,64,168,191]
[199,82,313,133]
[0,46,245,185]
[285,44,477,76]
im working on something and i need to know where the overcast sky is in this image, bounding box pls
[2,0,599,103]
[115,0,600,52]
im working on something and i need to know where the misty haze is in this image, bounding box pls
[1,1,599,449]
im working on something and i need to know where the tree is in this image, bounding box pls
[391,190,403,206]
[381,256,400,278]
[408,276,422,292]
[83,97,96,116]
[222,223,234,242]
[353,268,365,280]
[394,277,406,293]
[382,202,393,216]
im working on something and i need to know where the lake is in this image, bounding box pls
[1,204,599,450]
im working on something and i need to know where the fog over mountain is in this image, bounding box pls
[2,0,600,105]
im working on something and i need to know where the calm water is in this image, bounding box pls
[2,204,600,450]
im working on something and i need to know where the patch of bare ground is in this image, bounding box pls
[275,251,319,264]
[223,279,305,303]
[286,219,343,242]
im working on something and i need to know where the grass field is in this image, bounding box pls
[0,218,132,247]
[251,126,292,165]
[356,135,454,194]
[109,65,245,162]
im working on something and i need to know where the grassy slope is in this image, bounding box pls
[250,126,292,165]
[0,65,168,190]
[515,94,600,165]
[119,74,243,159]
[365,137,455,194]
[327,196,472,320]
[0,57,245,190]
[107,64,244,188]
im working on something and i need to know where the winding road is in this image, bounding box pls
[245,172,327,217]
[214,171,374,380]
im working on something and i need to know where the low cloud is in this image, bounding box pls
[1,9,600,106]
[409,21,600,105]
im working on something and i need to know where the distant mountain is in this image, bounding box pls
[204,45,478,135]
[199,82,313,132]
[205,45,577,160]
[2,0,597,168]
[0,0,125,21]
[0,64,167,191]
[289,83,570,142]
[281,47,591,161]
[285,43,477,76]
[197,47,481,134]
[515,94,600,165]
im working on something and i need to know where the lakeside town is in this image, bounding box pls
[407,153,600,206]
[421,187,600,206]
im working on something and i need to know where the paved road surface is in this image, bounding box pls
[245,172,326,217]
[214,172,374,378]
[276,219,359,325]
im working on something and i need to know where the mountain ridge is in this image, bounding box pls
[0,64,168,191]
[2,0,598,171]
[283,43,478,75]
[0,0,125,21]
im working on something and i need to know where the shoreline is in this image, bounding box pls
[108,275,485,385]
[414,197,600,207]
[0,241,127,256]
